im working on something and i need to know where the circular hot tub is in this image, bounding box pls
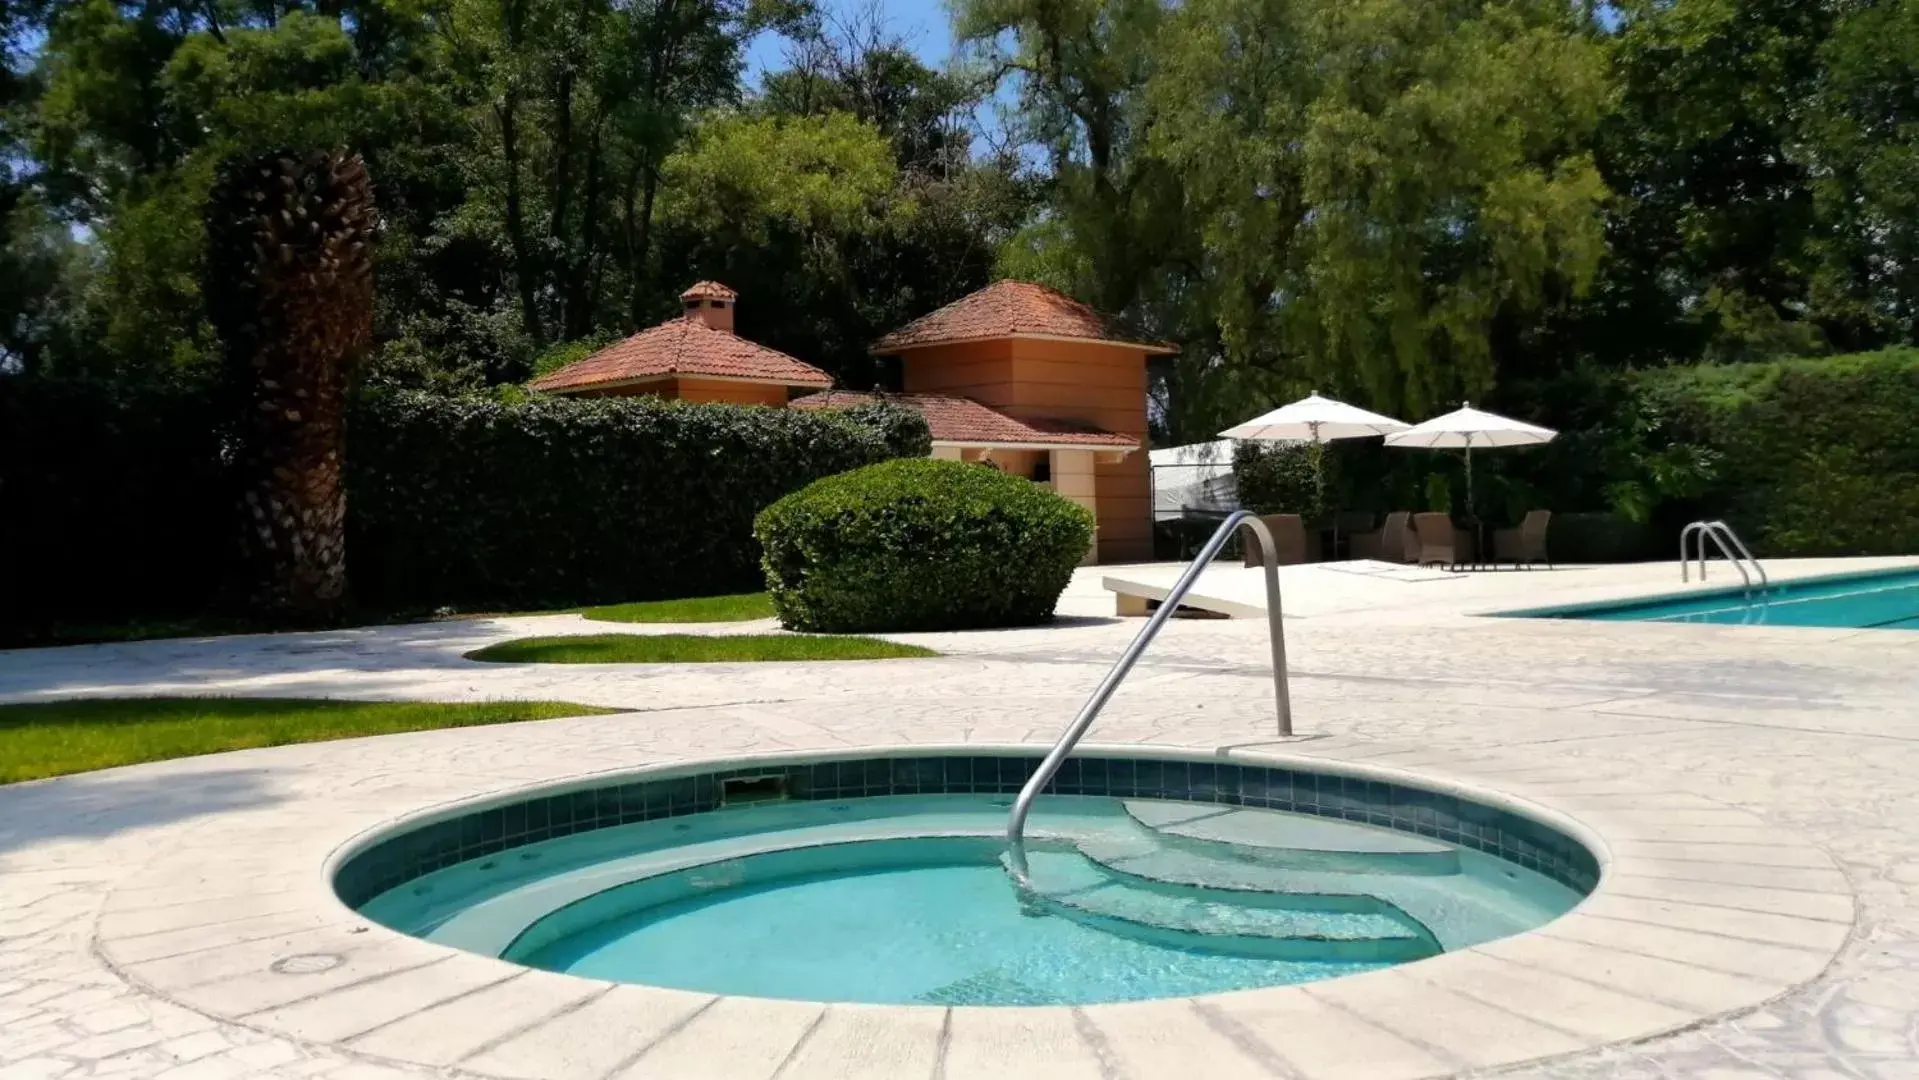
[333,750,1597,1006]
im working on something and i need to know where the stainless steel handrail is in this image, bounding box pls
[1679,521,1708,581]
[1709,520,1769,592]
[1004,509,1290,886]
[1682,520,1718,582]
[1680,519,1766,594]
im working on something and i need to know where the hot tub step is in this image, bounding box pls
[1121,800,1461,876]
[1016,850,1441,963]
[1080,836,1454,900]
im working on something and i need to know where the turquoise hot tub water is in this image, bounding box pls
[1517,568,1919,629]
[339,755,1592,1007]
[510,834,1398,1004]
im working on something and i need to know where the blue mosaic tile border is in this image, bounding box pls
[334,754,1600,908]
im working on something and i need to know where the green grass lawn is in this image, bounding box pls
[580,592,775,623]
[466,633,935,664]
[0,697,617,784]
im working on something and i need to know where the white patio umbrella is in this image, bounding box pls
[1220,392,1412,444]
[1383,404,1557,516]
[1221,393,1410,550]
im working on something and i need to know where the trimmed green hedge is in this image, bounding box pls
[1233,442,1338,519]
[1544,512,1663,564]
[347,392,930,609]
[0,381,928,636]
[754,458,1095,632]
[1639,348,1919,556]
[1223,349,1919,560]
[0,376,238,633]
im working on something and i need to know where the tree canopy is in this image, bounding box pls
[0,0,1914,439]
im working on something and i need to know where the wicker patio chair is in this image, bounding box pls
[1351,511,1414,563]
[1495,510,1553,569]
[1411,512,1459,568]
[1242,513,1312,567]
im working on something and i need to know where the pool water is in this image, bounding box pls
[356,792,1583,1006]
[517,838,1380,1005]
[1526,568,1919,629]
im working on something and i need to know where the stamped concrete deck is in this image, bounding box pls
[2,557,1919,1080]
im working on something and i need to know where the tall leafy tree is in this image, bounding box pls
[954,0,1188,321]
[9,0,1914,423]
[1134,0,1611,420]
[1801,0,1919,347]
[652,110,899,378]
[435,0,766,345]
[1592,0,1833,365]
[753,8,1035,383]
[1288,0,1610,414]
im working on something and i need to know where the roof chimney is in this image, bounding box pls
[680,281,737,334]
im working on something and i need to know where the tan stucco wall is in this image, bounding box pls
[899,340,1018,406]
[1050,448,1101,565]
[897,336,1152,563]
[670,378,791,407]
[569,377,789,406]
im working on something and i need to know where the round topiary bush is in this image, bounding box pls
[754,458,1096,633]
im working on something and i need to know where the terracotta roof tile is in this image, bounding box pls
[872,281,1177,354]
[679,280,738,301]
[529,318,832,393]
[791,391,1138,449]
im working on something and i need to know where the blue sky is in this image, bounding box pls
[743,0,958,90]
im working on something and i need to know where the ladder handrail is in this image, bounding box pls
[1679,521,1712,582]
[1707,519,1769,592]
[1004,509,1290,887]
[1680,519,1766,595]
[1683,521,1731,586]
[1697,526,1753,594]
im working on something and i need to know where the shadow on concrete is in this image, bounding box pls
[1045,615,1129,630]
[0,619,520,702]
[902,615,1128,640]
[0,764,282,856]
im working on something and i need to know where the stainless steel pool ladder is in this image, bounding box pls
[1680,520,1769,595]
[1004,509,1291,886]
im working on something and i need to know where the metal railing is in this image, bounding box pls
[1680,519,1769,595]
[1004,509,1291,886]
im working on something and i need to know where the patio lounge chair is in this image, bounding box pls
[1411,513,1459,568]
[1495,510,1553,569]
[1332,511,1376,560]
[1242,514,1311,567]
[1350,511,1414,563]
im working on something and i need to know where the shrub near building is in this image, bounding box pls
[755,458,1096,633]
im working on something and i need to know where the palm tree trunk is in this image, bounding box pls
[205,151,378,618]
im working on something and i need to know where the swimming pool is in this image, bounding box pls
[1514,567,1919,629]
[335,752,1593,1006]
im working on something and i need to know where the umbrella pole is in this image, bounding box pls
[1311,443,1327,517]
[1308,424,1332,558]
[1308,422,1325,517]
[1458,443,1473,517]
[1464,443,1474,519]
[1304,421,1327,554]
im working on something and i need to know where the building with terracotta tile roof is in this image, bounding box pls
[791,391,1137,451]
[528,283,830,405]
[870,281,1167,563]
[530,279,1169,564]
[873,281,1176,356]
